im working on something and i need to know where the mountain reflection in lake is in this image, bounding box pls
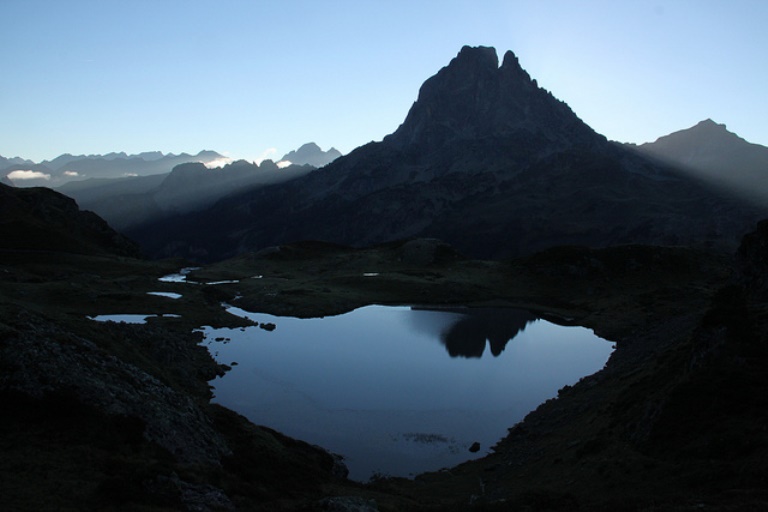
[409,307,539,358]
[199,305,612,481]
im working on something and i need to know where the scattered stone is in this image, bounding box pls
[259,322,276,331]
[146,473,235,511]
[317,496,378,511]
[469,442,481,453]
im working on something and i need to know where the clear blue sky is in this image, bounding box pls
[2,0,766,162]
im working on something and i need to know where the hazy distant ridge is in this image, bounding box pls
[278,143,342,168]
[59,157,316,231]
[631,119,768,207]
[0,150,226,188]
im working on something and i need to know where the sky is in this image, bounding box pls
[1,0,766,163]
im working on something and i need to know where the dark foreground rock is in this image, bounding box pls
[0,310,230,465]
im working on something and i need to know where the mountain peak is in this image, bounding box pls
[385,45,596,153]
[634,119,768,206]
[279,143,341,168]
[454,45,499,69]
[645,119,744,150]
[693,118,728,132]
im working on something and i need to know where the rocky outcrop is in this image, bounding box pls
[0,311,230,465]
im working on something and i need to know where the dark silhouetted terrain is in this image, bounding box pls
[2,177,768,509]
[278,142,342,167]
[0,182,139,256]
[59,159,315,230]
[127,47,763,262]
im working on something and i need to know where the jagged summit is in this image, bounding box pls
[386,45,598,153]
[279,143,341,168]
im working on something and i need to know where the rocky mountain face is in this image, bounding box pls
[0,182,139,257]
[127,46,764,262]
[632,119,768,207]
[386,46,598,154]
[278,142,342,167]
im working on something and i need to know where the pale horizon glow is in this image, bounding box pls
[1,1,766,163]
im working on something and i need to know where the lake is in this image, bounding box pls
[199,305,613,481]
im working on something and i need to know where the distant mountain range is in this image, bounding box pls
[630,119,768,207]
[126,46,765,262]
[0,150,226,188]
[1,143,344,189]
[278,143,342,168]
[2,143,340,230]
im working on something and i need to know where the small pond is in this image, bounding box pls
[199,305,613,481]
[89,313,181,323]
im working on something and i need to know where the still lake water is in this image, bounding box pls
[199,305,613,481]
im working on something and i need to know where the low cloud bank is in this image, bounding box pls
[7,170,51,180]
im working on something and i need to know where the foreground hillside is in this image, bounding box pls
[3,204,768,510]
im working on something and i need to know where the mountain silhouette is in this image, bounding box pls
[632,119,768,207]
[279,143,342,167]
[0,182,139,256]
[126,46,763,262]
[386,46,597,153]
[59,159,315,231]
[1,150,226,188]
[431,307,539,358]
